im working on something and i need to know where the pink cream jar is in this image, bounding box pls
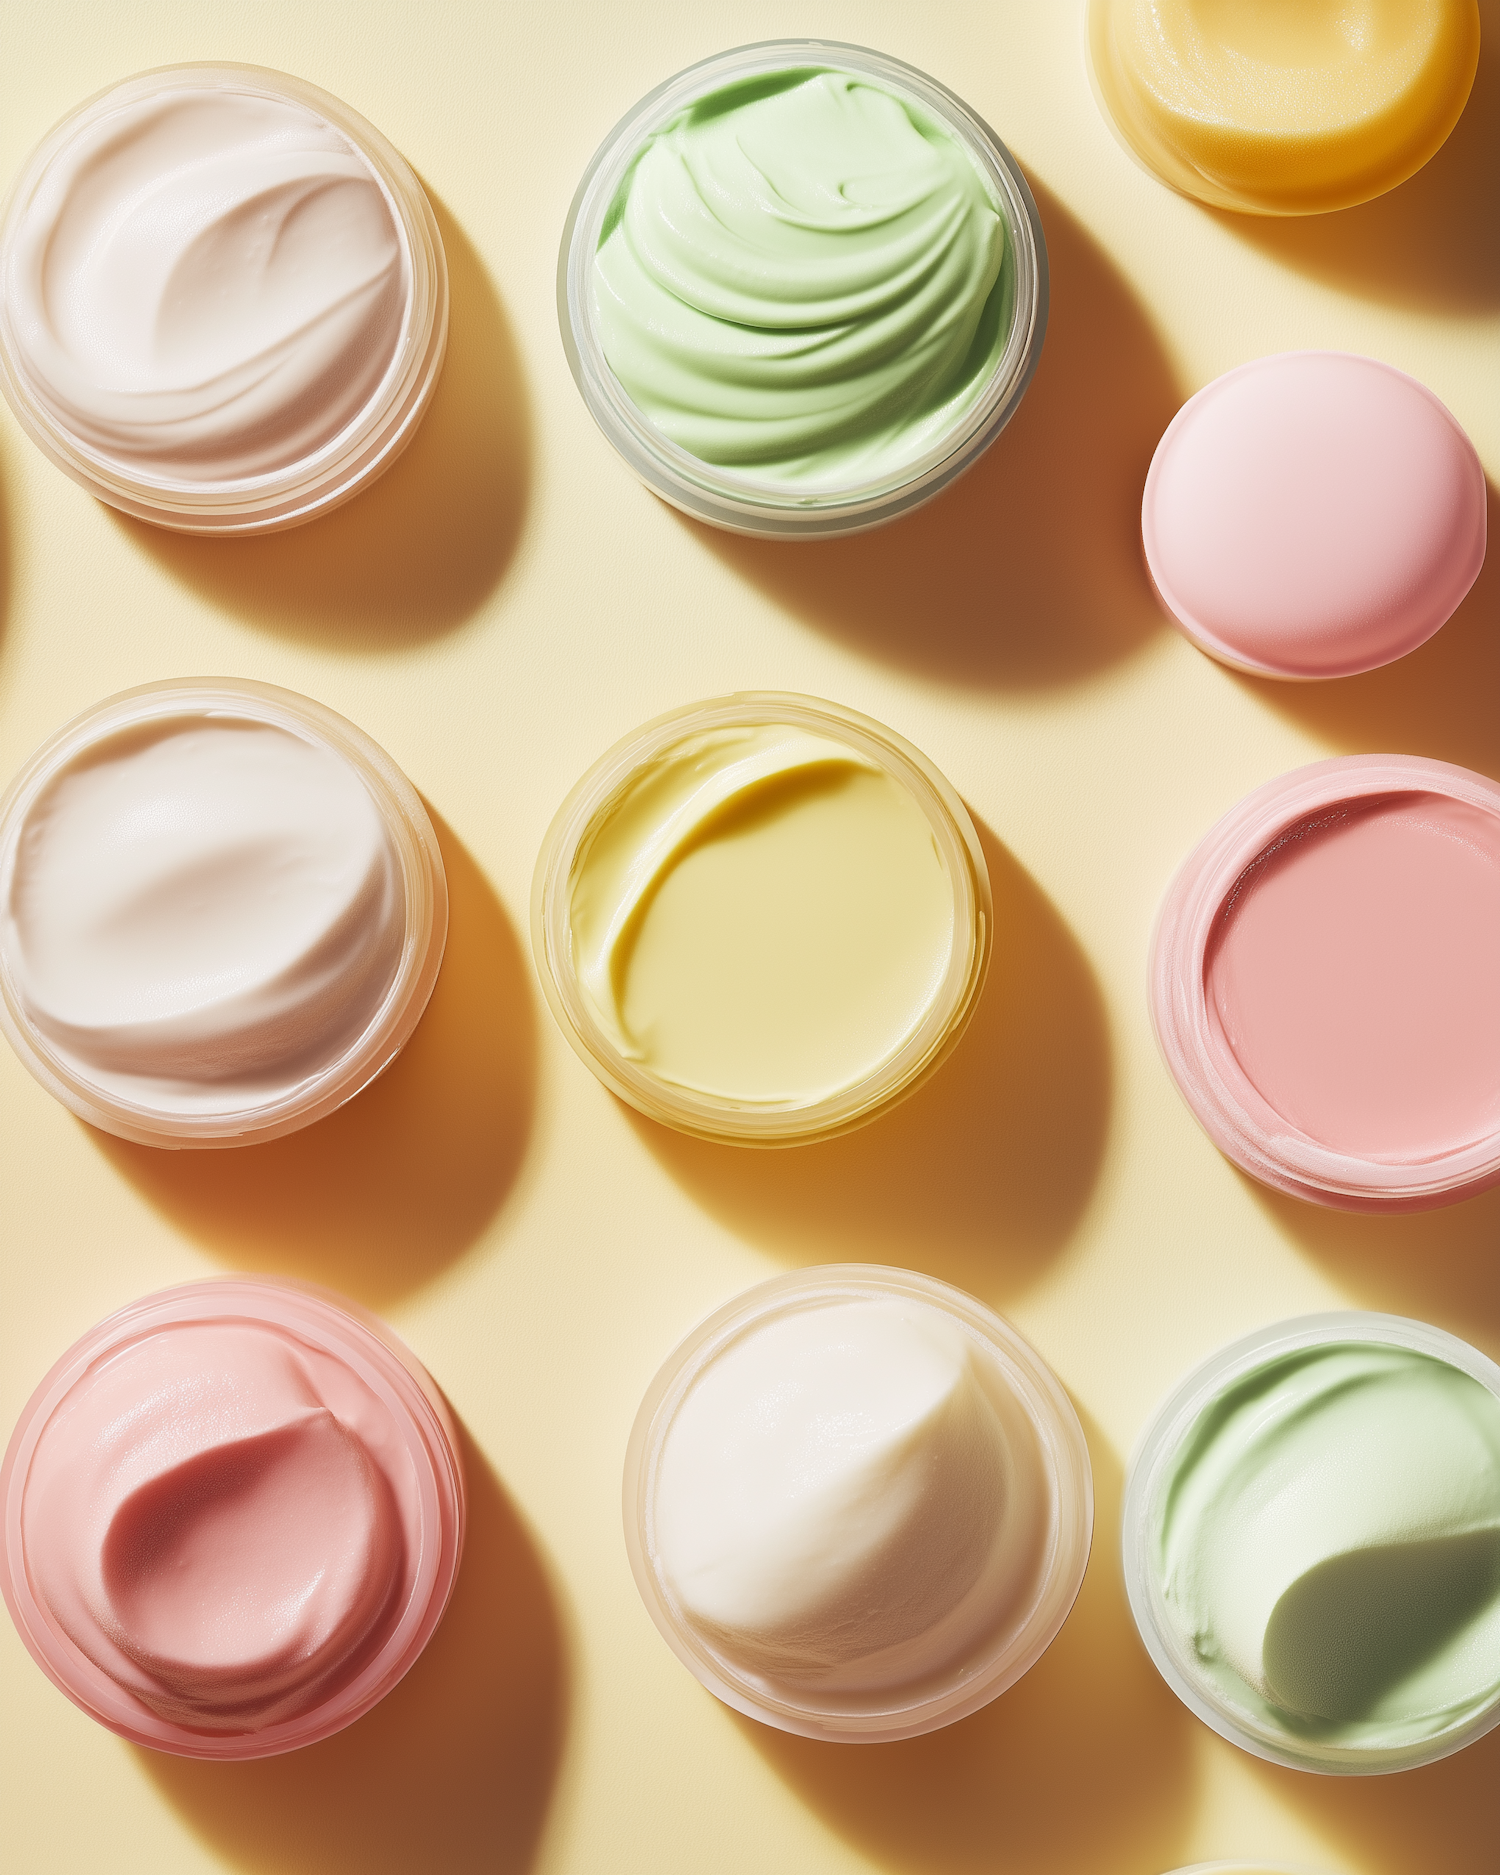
[0,1279,465,1757]
[1151,756,1500,1212]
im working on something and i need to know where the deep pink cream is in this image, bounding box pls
[1205,793,1500,1159]
[1,1281,464,1756]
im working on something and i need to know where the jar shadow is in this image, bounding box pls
[732,1404,1196,1875]
[1247,1701,1500,1875]
[90,809,535,1310]
[672,178,1177,690]
[1248,1176,1500,1354]
[137,1423,570,1875]
[1231,481,1500,776]
[1207,6,1500,315]
[625,816,1110,1304]
[107,191,530,650]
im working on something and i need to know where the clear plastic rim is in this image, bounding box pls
[0,63,449,535]
[623,1265,1094,1742]
[557,39,1049,539]
[0,677,449,1149]
[0,1277,466,1759]
[1123,1311,1500,1775]
[530,692,993,1147]
[1148,754,1500,1210]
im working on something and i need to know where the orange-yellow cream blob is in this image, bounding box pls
[1088,0,1480,214]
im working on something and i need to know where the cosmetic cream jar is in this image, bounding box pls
[1,1278,465,1759]
[531,693,991,1146]
[1124,1313,1500,1775]
[1150,755,1500,1211]
[0,678,447,1148]
[625,1266,1093,1742]
[0,64,447,533]
[558,40,1047,538]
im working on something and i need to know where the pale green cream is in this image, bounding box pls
[1156,1342,1500,1758]
[592,68,1012,490]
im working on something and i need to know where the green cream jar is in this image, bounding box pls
[559,41,1047,537]
[1125,1314,1500,1774]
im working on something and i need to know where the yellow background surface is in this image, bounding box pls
[0,4,1496,1871]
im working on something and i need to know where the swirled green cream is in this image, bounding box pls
[1155,1341,1500,1760]
[592,68,1013,489]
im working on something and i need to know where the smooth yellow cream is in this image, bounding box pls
[1089,0,1480,213]
[567,726,955,1106]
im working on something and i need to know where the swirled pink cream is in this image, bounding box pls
[19,1320,416,1732]
[2,84,407,480]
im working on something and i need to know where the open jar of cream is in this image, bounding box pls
[1125,1313,1500,1774]
[1086,0,1481,215]
[625,1266,1093,1741]
[1150,755,1500,1210]
[1,1279,465,1758]
[532,693,991,1146]
[0,678,447,1148]
[0,64,447,532]
[559,41,1047,537]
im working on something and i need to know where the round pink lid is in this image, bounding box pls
[1142,352,1486,680]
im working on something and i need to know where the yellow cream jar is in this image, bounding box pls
[1086,0,1481,214]
[531,695,991,1145]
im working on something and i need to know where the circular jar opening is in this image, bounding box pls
[1150,755,1500,1210]
[531,692,991,1146]
[1,1278,466,1759]
[1124,1312,1500,1775]
[1086,0,1480,215]
[0,677,448,1148]
[625,1265,1093,1742]
[1143,354,1485,681]
[558,40,1047,538]
[0,63,448,533]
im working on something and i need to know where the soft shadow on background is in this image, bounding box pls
[1237,482,1500,776]
[1256,1719,1500,1875]
[630,819,1110,1305]
[95,812,534,1310]
[1253,1177,1500,1351]
[679,180,1177,689]
[142,1428,569,1875]
[1214,4,1500,313]
[112,195,530,650]
[741,1410,1195,1875]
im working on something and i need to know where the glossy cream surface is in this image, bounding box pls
[1091,0,1480,212]
[2,83,408,482]
[592,68,1011,488]
[1156,1341,1500,1754]
[2,712,404,1113]
[20,1320,416,1732]
[568,725,955,1105]
[654,1298,1043,1694]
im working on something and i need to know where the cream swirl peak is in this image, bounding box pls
[1,80,409,485]
[592,68,1012,488]
[3,712,403,1111]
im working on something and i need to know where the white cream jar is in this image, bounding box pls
[0,679,446,1147]
[0,65,446,533]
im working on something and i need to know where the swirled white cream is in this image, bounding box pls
[2,83,407,481]
[2,713,404,1112]
[653,1299,1044,1694]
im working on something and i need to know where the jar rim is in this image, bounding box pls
[623,1264,1093,1741]
[529,691,992,1146]
[557,39,1048,538]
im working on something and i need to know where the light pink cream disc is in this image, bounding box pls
[1143,353,1486,680]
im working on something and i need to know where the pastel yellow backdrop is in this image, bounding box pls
[0,3,1495,1871]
